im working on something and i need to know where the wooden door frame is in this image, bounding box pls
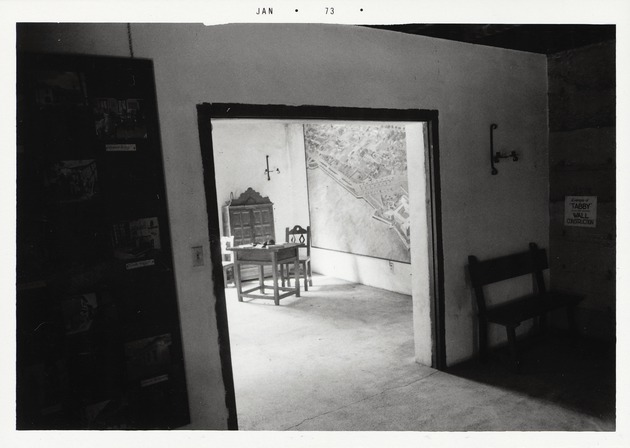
[196,103,445,430]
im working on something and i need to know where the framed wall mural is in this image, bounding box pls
[304,123,411,263]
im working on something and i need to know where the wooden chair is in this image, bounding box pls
[280,225,312,291]
[467,242,583,372]
[220,236,235,287]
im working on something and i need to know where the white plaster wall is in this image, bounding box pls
[212,121,295,243]
[17,22,549,429]
[406,124,432,365]
[286,124,310,226]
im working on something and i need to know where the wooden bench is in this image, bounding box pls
[467,242,584,371]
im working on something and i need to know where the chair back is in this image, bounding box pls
[467,242,548,317]
[220,236,234,263]
[286,225,311,257]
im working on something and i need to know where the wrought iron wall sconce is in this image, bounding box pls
[490,123,519,175]
[264,155,280,181]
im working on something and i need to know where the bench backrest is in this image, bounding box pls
[468,242,548,315]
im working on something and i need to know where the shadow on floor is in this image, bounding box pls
[445,330,616,428]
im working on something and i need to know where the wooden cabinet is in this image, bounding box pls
[222,188,276,280]
[222,188,275,246]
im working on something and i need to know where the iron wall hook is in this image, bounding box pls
[264,155,280,181]
[494,150,519,163]
[489,123,518,175]
[490,123,498,175]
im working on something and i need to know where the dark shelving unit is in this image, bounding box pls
[16,53,190,429]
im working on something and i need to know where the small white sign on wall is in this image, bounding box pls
[564,196,597,227]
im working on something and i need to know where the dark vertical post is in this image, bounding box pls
[427,116,447,370]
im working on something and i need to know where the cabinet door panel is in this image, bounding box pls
[230,211,241,226]
[252,210,262,225]
[261,208,272,225]
[223,198,275,246]
[241,211,251,226]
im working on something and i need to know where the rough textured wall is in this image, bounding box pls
[548,40,616,340]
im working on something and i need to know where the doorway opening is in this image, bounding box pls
[197,103,444,430]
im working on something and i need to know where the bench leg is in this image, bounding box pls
[506,326,521,373]
[567,305,580,338]
[479,318,488,362]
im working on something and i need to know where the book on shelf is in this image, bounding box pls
[93,97,147,140]
[61,292,98,335]
[124,333,172,384]
[44,159,98,203]
[110,217,161,260]
[35,70,88,107]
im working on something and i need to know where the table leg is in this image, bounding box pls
[234,260,243,302]
[294,256,300,297]
[259,265,265,294]
[270,253,279,305]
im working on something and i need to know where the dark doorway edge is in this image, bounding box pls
[196,106,238,430]
[196,103,446,429]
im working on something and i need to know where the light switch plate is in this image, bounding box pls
[192,246,204,267]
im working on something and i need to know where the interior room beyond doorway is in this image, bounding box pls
[210,118,432,364]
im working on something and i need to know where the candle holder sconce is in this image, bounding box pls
[490,123,519,175]
[264,155,280,181]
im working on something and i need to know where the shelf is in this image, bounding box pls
[16,52,189,430]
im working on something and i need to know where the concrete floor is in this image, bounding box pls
[224,274,615,432]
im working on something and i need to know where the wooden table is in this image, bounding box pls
[228,243,300,305]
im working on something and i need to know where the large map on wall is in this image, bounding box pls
[304,123,411,263]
